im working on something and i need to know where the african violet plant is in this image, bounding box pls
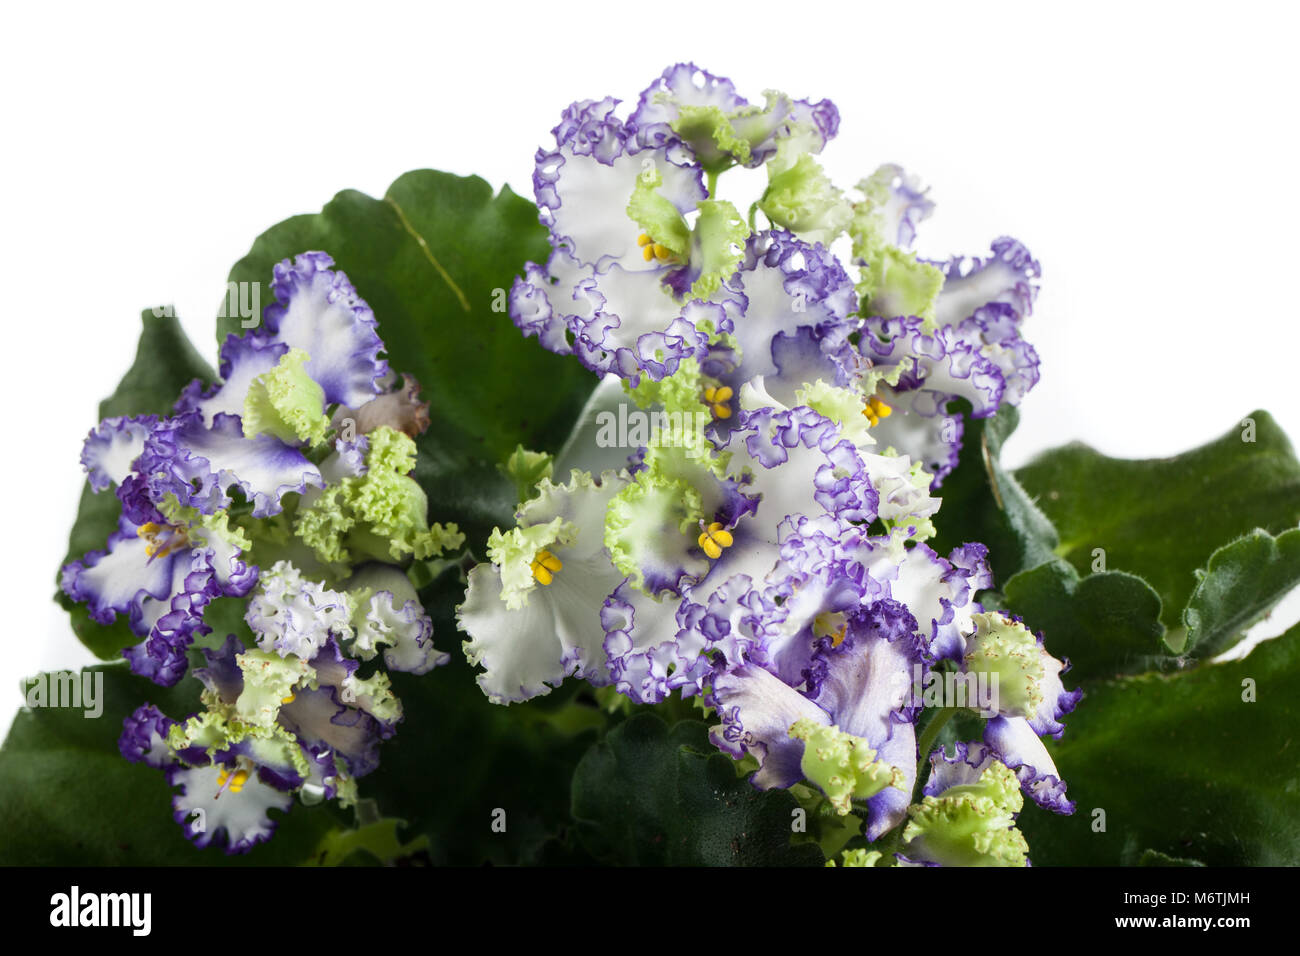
[3,63,1297,867]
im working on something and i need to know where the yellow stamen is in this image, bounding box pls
[135,521,190,559]
[637,233,677,263]
[531,549,563,586]
[216,765,251,798]
[813,611,849,647]
[697,521,734,560]
[703,385,734,420]
[863,395,893,427]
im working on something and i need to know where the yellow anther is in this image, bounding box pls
[863,395,893,427]
[216,766,251,798]
[814,611,849,647]
[697,521,734,560]
[637,234,676,263]
[136,521,190,559]
[703,385,734,420]
[531,549,563,586]
[281,693,296,705]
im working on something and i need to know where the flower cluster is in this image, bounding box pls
[460,64,1074,865]
[64,253,463,852]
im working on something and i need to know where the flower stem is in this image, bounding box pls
[914,707,959,779]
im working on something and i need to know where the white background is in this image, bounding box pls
[2,1,1297,736]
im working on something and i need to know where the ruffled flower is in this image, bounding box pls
[899,742,1030,867]
[513,69,845,387]
[458,470,630,703]
[708,620,919,840]
[62,513,257,686]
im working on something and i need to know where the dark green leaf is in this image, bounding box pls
[1018,624,1300,866]
[99,310,216,421]
[1135,849,1205,867]
[930,404,1059,585]
[1182,528,1300,657]
[1003,559,1169,683]
[0,663,343,865]
[570,713,824,866]
[1014,410,1300,628]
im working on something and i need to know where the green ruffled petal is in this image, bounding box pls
[850,170,944,328]
[669,89,802,175]
[794,380,875,451]
[155,493,254,553]
[859,247,943,327]
[900,759,1029,867]
[605,475,706,594]
[963,612,1047,719]
[166,710,233,755]
[826,848,885,868]
[627,357,705,418]
[242,347,331,446]
[626,360,717,458]
[689,200,749,300]
[339,671,403,724]
[671,104,756,173]
[486,516,571,611]
[626,167,691,257]
[236,650,316,728]
[294,426,465,567]
[166,711,310,780]
[759,146,852,247]
[789,718,905,815]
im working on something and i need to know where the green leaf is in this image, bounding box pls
[1014,410,1300,628]
[570,713,824,866]
[0,663,343,865]
[929,404,1059,585]
[303,817,428,867]
[1003,559,1169,683]
[1135,849,1205,867]
[99,309,216,421]
[56,311,217,659]
[1018,624,1300,866]
[225,169,594,475]
[1182,528,1300,657]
